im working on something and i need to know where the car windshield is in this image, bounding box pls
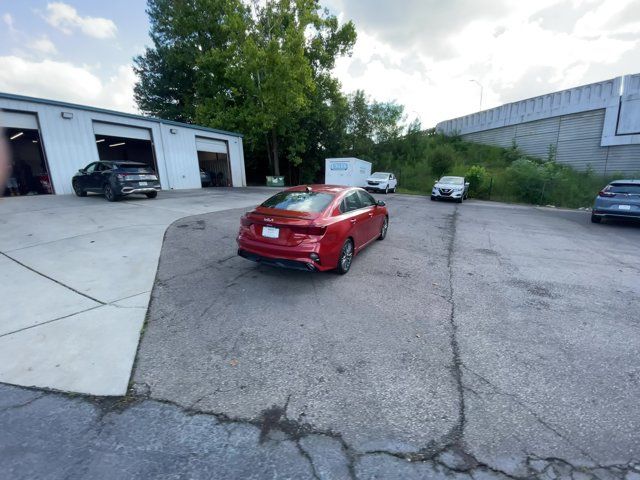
[439,176,464,185]
[261,191,334,213]
[371,172,389,179]
[609,184,640,194]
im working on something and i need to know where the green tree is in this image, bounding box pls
[134,0,356,178]
[345,90,404,159]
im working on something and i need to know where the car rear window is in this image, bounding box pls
[609,184,640,194]
[114,164,152,173]
[261,191,334,213]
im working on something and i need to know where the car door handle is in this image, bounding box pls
[368,213,373,217]
[350,219,357,224]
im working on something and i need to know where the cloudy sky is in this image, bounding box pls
[0,0,638,127]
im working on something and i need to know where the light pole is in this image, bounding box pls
[470,79,483,112]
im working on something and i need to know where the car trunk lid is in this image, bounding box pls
[244,208,325,246]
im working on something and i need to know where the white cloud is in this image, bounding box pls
[2,12,15,31]
[28,36,57,55]
[0,56,136,113]
[331,0,640,127]
[45,2,117,39]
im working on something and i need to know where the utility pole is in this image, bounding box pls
[470,79,483,111]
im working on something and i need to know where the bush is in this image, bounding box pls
[428,144,457,177]
[505,158,545,203]
[465,165,487,197]
[371,130,615,208]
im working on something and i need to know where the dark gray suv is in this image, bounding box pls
[72,161,161,202]
[591,180,640,223]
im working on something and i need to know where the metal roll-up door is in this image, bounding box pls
[196,137,228,153]
[93,122,151,140]
[0,111,39,129]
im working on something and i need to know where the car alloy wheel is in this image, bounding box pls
[385,185,389,194]
[337,239,354,274]
[104,184,117,202]
[73,180,86,197]
[378,216,388,240]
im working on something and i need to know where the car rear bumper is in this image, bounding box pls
[238,249,318,272]
[119,184,161,195]
[592,209,640,219]
[236,233,339,271]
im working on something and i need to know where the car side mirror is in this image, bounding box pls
[78,169,85,174]
[376,200,386,207]
[465,182,470,187]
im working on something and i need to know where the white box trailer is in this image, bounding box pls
[325,157,372,187]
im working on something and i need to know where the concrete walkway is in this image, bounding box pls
[0,188,271,395]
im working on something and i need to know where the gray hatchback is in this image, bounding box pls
[592,180,640,223]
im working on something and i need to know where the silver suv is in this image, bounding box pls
[592,180,640,223]
[431,176,469,203]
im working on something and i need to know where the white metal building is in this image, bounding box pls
[436,74,640,174]
[0,92,246,196]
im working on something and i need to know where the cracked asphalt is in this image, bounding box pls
[2,194,640,479]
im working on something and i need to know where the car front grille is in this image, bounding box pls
[439,188,452,196]
[368,181,379,186]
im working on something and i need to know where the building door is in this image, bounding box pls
[93,122,159,177]
[1,111,52,196]
[195,137,231,187]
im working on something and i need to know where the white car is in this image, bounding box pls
[431,176,469,203]
[365,172,397,194]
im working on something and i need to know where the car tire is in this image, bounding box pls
[384,185,389,194]
[392,187,396,193]
[378,216,388,240]
[430,196,437,201]
[457,197,463,204]
[336,238,354,275]
[72,180,86,197]
[591,213,602,224]
[145,191,158,199]
[104,183,118,202]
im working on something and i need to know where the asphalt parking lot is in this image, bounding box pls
[2,194,640,479]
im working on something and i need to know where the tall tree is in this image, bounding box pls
[345,90,405,160]
[134,0,356,177]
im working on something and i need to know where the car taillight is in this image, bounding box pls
[598,190,616,197]
[305,226,327,236]
[240,217,253,227]
[290,225,326,236]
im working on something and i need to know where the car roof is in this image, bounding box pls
[610,179,640,185]
[101,161,147,165]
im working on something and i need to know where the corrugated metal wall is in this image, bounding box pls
[556,110,608,172]
[462,109,640,174]
[1,97,246,194]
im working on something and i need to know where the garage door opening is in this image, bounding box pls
[93,122,158,176]
[2,114,52,197]
[196,137,231,187]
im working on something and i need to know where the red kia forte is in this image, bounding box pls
[237,185,389,274]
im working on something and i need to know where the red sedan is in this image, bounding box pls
[237,185,389,274]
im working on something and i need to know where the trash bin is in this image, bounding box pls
[266,176,285,187]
